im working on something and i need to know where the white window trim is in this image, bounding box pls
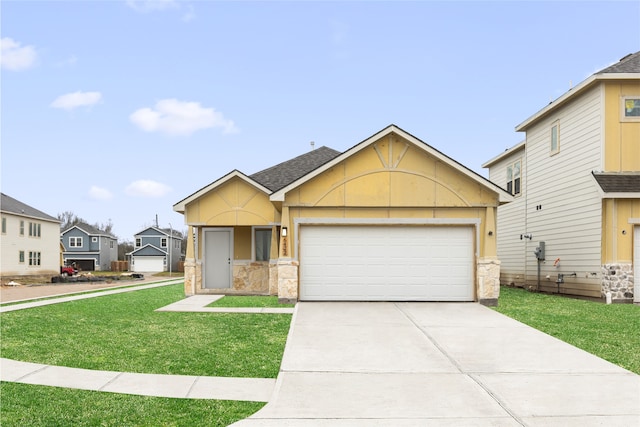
[550,121,560,155]
[135,238,141,247]
[252,226,273,262]
[506,159,522,197]
[70,236,83,247]
[621,96,640,122]
[161,238,167,248]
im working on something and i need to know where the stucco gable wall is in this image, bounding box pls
[285,134,499,208]
[185,177,277,226]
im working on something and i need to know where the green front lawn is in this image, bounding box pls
[494,286,640,374]
[1,284,292,378]
[208,295,296,308]
[0,382,262,427]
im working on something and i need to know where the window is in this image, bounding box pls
[506,160,521,196]
[28,251,41,266]
[110,241,114,249]
[1,217,5,234]
[92,237,98,243]
[19,220,24,236]
[161,238,167,247]
[621,96,640,121]
[254,228,272,261]
[69,237,83,247]
[550,121,560,154]
[19,251,25,263]
[135,238,141,247]
[29,222,41,237]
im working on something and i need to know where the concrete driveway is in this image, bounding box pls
[233,302,640,426]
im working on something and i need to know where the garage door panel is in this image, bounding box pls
[300,225,474,301]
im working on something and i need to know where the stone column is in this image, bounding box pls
[277,259,299,304]
[477,258,501,306]
[183,258,196,296]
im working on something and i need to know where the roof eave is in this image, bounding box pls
[482,140,526,168]
[173,170,272,213]
[516,73,640,132]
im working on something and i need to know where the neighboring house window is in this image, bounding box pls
[19,220,24,236]
[621,96,640,121]
[174,239,180,249]
[19,251,25,263]
[135,238,141,247]
[506,160,521,196]
[92,237,98,242]
[161,238,167,247]
[254,228,272,261]
[69,237,83,247]
[110,241,114,249]
[550,121,560,155]
[28,251,41,266]
[1,217,5,234]
[29,222,41,237]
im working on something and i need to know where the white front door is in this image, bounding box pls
[299,225,475,301]
[204,229,232,289]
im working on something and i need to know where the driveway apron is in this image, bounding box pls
[233,302,640,426]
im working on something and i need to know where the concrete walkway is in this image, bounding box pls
[232,302,640,426]
[0,282,289,403]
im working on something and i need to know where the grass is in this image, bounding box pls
[208,295,296,308]
[494,286,640,374]
[1,284,292,378]
[0,382,263,427]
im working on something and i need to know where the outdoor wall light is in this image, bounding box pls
[282,227,288,237]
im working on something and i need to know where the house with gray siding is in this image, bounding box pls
[129,226,182,272]
[61,222,118,271]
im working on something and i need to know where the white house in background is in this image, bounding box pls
[483,51,640,303]
[129,226,182,272]
[1,193,61,278]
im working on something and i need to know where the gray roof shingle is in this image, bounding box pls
[0,193,59,222]
[592,172,640,193]
[250,146,342,192]
[597,51,640,74]
[63,221,117,238]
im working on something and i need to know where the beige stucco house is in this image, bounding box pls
[483,51,640,303]
[174,125,512,305]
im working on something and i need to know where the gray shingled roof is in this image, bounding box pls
[592,172,640,193]
[597,51,640,74]
[63,221,117,238]
[250,146,342,192]
[0,193,59,222]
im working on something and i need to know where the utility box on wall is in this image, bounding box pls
[534,241,545,261]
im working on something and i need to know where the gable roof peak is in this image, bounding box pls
[596,51,640,74]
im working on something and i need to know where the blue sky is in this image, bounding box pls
[2,0,639,241]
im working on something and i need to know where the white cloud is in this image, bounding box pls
[55,55,78,68]
[130,98,238,136]
[1,37,37,71]
[51,91,102,110]
[126,0,179,13]
[89,186,113,200]
[125,180,172,198]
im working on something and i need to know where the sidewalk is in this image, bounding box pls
[0,282,292,402]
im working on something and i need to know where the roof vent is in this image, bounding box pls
[310,141,315,150]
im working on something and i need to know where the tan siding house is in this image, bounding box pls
[175,125,512,305]
[1,193,61,278]
[484,51,640,302]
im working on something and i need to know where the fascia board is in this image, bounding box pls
[173,170,272,212]
[516,73,640,132]
[482,141,526,168]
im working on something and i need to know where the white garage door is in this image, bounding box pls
[300,225,474,301]
[133,256,164,272]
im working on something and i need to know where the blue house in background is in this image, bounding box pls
[61,222,118,271]
[129,226,182,272]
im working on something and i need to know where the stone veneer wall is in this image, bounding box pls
[233,262,270,293]
[277,259,299,304]
[477,258,501,306]
[182,259,200,296]
[602,263,634,301]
